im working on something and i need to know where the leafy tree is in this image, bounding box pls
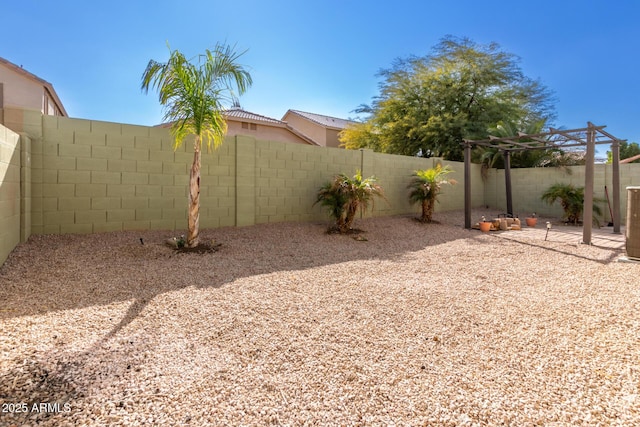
[141,43,252,247]
[314,171,385,233]
[541,183,603,225]
[407,164,457,223]
[607,141,640,163]
[340,36,555,161]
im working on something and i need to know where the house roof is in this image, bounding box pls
[225,108,319,145]
[157,108,286,127]
[156,107,319,146]
[0,56,68,116]
[224,107,284,125]
[284,109,355,130]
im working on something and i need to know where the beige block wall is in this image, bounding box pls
[1,107,44,138]
[8,111,640,269]
[34,116,241,234]
[0,123,21,265]
[485,164,640,223]
[20,134,31,242]
[253,140,361,224]
[17,114,493,240]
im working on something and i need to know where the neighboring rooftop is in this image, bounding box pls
[224,107,284,125]
[283,109,356,130]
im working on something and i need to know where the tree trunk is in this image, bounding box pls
[424,199,435,223]
[187,140,201,248]
[342,201,359,233]
[421,199,429,222]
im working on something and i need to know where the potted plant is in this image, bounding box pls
[479,216,492,232]
[525,213,537,227]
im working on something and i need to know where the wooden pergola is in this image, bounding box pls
[462,122,625,244]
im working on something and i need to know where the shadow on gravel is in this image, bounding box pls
[0,210,629,424]
[0,335,154,426]
[0,355,80,425]
[0,210,625,324]
[0,213,473,321]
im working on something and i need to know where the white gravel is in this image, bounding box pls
[1,209,639,426]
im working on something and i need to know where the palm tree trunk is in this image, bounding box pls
[187,141,201,248]
[425,199,434,223]
[421,199,429,222]
[342,201,359,233]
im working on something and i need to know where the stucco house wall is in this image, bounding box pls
[325,128,342,149]
[281,110,357,148]
[0,67,43,112]
[226,120,311,145]
[282,111,327,146]
[0,56,67,121]
[224,109,316,146]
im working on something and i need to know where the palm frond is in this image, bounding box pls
[141,42,252,151]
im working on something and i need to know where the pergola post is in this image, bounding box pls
[611,139,621,233]
[465,124,623,235]
[464,141,471,229]
[583,123,596,244]
[504,150,513,217]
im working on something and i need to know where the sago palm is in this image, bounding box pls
[541,183,603,225]
[141,43,252,247]
[407,164,457,223]
[315,171,385,233]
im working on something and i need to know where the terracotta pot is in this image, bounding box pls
[525,217,537,227]
[479,221,492,232]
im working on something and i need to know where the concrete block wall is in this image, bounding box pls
[367,154,484,219]
[7,112,639,269]
[33,116,241,234]
[253,140,363,224]
[23,115,476,236]
[485,164,640,223]
[0,124,21,265]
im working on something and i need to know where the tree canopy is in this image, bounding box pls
[607,141,640,163]
[340,36,556,161]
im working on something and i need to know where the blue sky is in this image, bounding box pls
[4,0,639,158]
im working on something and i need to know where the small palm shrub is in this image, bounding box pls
[407,165,457,223]
[314,171,385,233]
[541,183,603,225]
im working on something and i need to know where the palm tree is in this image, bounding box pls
[141,43,252,247]
[407,164,457,223]
[314,180,350,231]
[314,171,385,233]
[541,183,603,225]
[475,120,585,178]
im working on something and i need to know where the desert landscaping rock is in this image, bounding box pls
[1,209,639,426]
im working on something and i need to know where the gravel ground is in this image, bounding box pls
[1,209,639,426]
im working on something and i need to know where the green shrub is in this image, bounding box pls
[541,183,603,225]
[314,170,385,233]
[407,165,457,223]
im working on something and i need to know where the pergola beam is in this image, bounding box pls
[462,123,626,234]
